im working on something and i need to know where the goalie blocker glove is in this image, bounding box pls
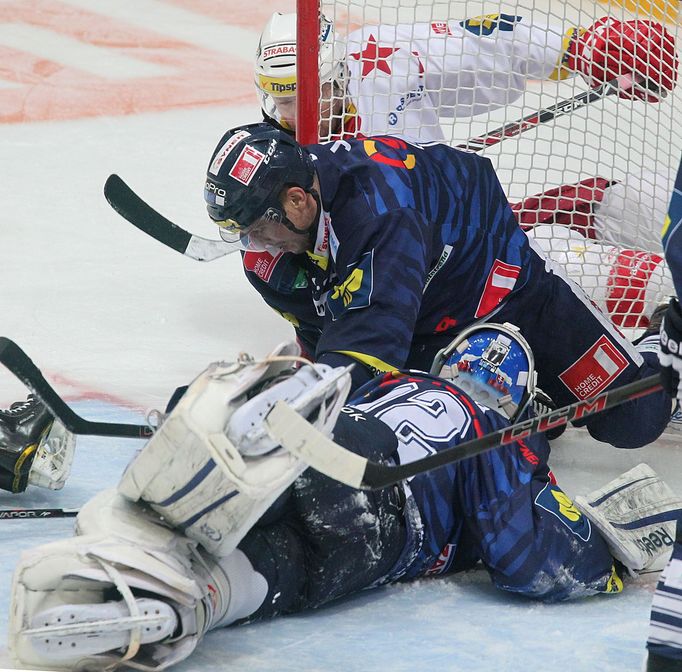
[0,394,75,492]
[564,18,678,102]
[659,298,682,402]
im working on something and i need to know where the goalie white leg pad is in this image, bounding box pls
[9,490,233,671]
[28,420,75,490]
[575,463,682,573]
[118,343,351,556]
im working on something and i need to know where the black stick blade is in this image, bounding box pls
[104,174,192,253]
[0,337,152,439]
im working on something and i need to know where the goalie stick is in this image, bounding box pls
[265,373,664,491]
[0,337,152,439]
[0,336,664,488]
[0,507,79,520]
[104,81,628,262]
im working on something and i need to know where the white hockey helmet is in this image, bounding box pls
[254,12,347,127]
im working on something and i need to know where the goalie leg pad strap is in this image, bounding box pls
[9,490,234,671]
[575,463,682,573]
[118,351,351,557]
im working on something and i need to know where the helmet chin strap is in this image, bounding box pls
[280,188,322,247]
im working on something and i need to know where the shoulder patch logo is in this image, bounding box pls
[328,251,374,320]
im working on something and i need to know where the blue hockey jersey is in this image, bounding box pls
[245,136,533,382]
[662,155,682,297]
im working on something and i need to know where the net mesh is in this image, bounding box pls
[302,0,681,330]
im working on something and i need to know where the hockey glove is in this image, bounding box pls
[659,298,682,401]
[566,18,678,102]
[0,396,74,493]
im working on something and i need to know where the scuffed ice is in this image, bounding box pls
[0,402,665,671]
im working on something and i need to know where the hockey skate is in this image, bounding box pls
[9,490,239,671]
[0,394,75,492]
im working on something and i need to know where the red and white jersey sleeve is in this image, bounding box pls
[344,15,566,141]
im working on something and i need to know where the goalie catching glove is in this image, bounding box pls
[564,18,678,102]
[118,341,352,556]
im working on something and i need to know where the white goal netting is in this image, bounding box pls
[301,0,681,330]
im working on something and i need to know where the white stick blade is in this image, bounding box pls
[265,401,367,489]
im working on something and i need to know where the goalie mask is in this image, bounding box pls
[431,322,537,422]
[255,12,347,129]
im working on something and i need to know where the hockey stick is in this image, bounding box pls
[103,174,237,262]
[0,337,153,439]
[0,507,79,520]
[266,373,663,491]
[104,83,625,262]
[460,76,662,151]
[457,79,620,151]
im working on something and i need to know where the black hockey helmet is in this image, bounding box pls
[204,122,317,241]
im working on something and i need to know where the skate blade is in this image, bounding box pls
[24,598,177,661]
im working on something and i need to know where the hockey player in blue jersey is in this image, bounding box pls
[644,155,682,672]
[8,323,681,670]
[203,122,671,450]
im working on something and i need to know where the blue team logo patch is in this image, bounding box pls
[327,250,374,320]
[535,484,592,542]
[460,14,522,36]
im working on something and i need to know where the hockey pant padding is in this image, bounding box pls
[454,435,617,600]
[492,249,670,448]
[235,411,407,620]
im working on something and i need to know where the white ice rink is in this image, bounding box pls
[0,1,680,670]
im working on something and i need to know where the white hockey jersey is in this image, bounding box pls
[333,13,568,142]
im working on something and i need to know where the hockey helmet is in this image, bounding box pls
[204,122,317,243]
[430,322,537,422]
[254,12,347,126]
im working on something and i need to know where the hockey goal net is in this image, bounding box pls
[295,0,681,331]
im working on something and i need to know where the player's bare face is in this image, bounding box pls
[275,96,297,130]
[274,83,342,138]
[246,218,310,254]
[246,185,317,254]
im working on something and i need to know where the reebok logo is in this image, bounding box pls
[634,527,675,557]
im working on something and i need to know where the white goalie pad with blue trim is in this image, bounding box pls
[118,342,352,556]
[575,463,682,573]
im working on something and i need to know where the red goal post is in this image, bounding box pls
[294,0,682,331]
[296,7,321,145]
